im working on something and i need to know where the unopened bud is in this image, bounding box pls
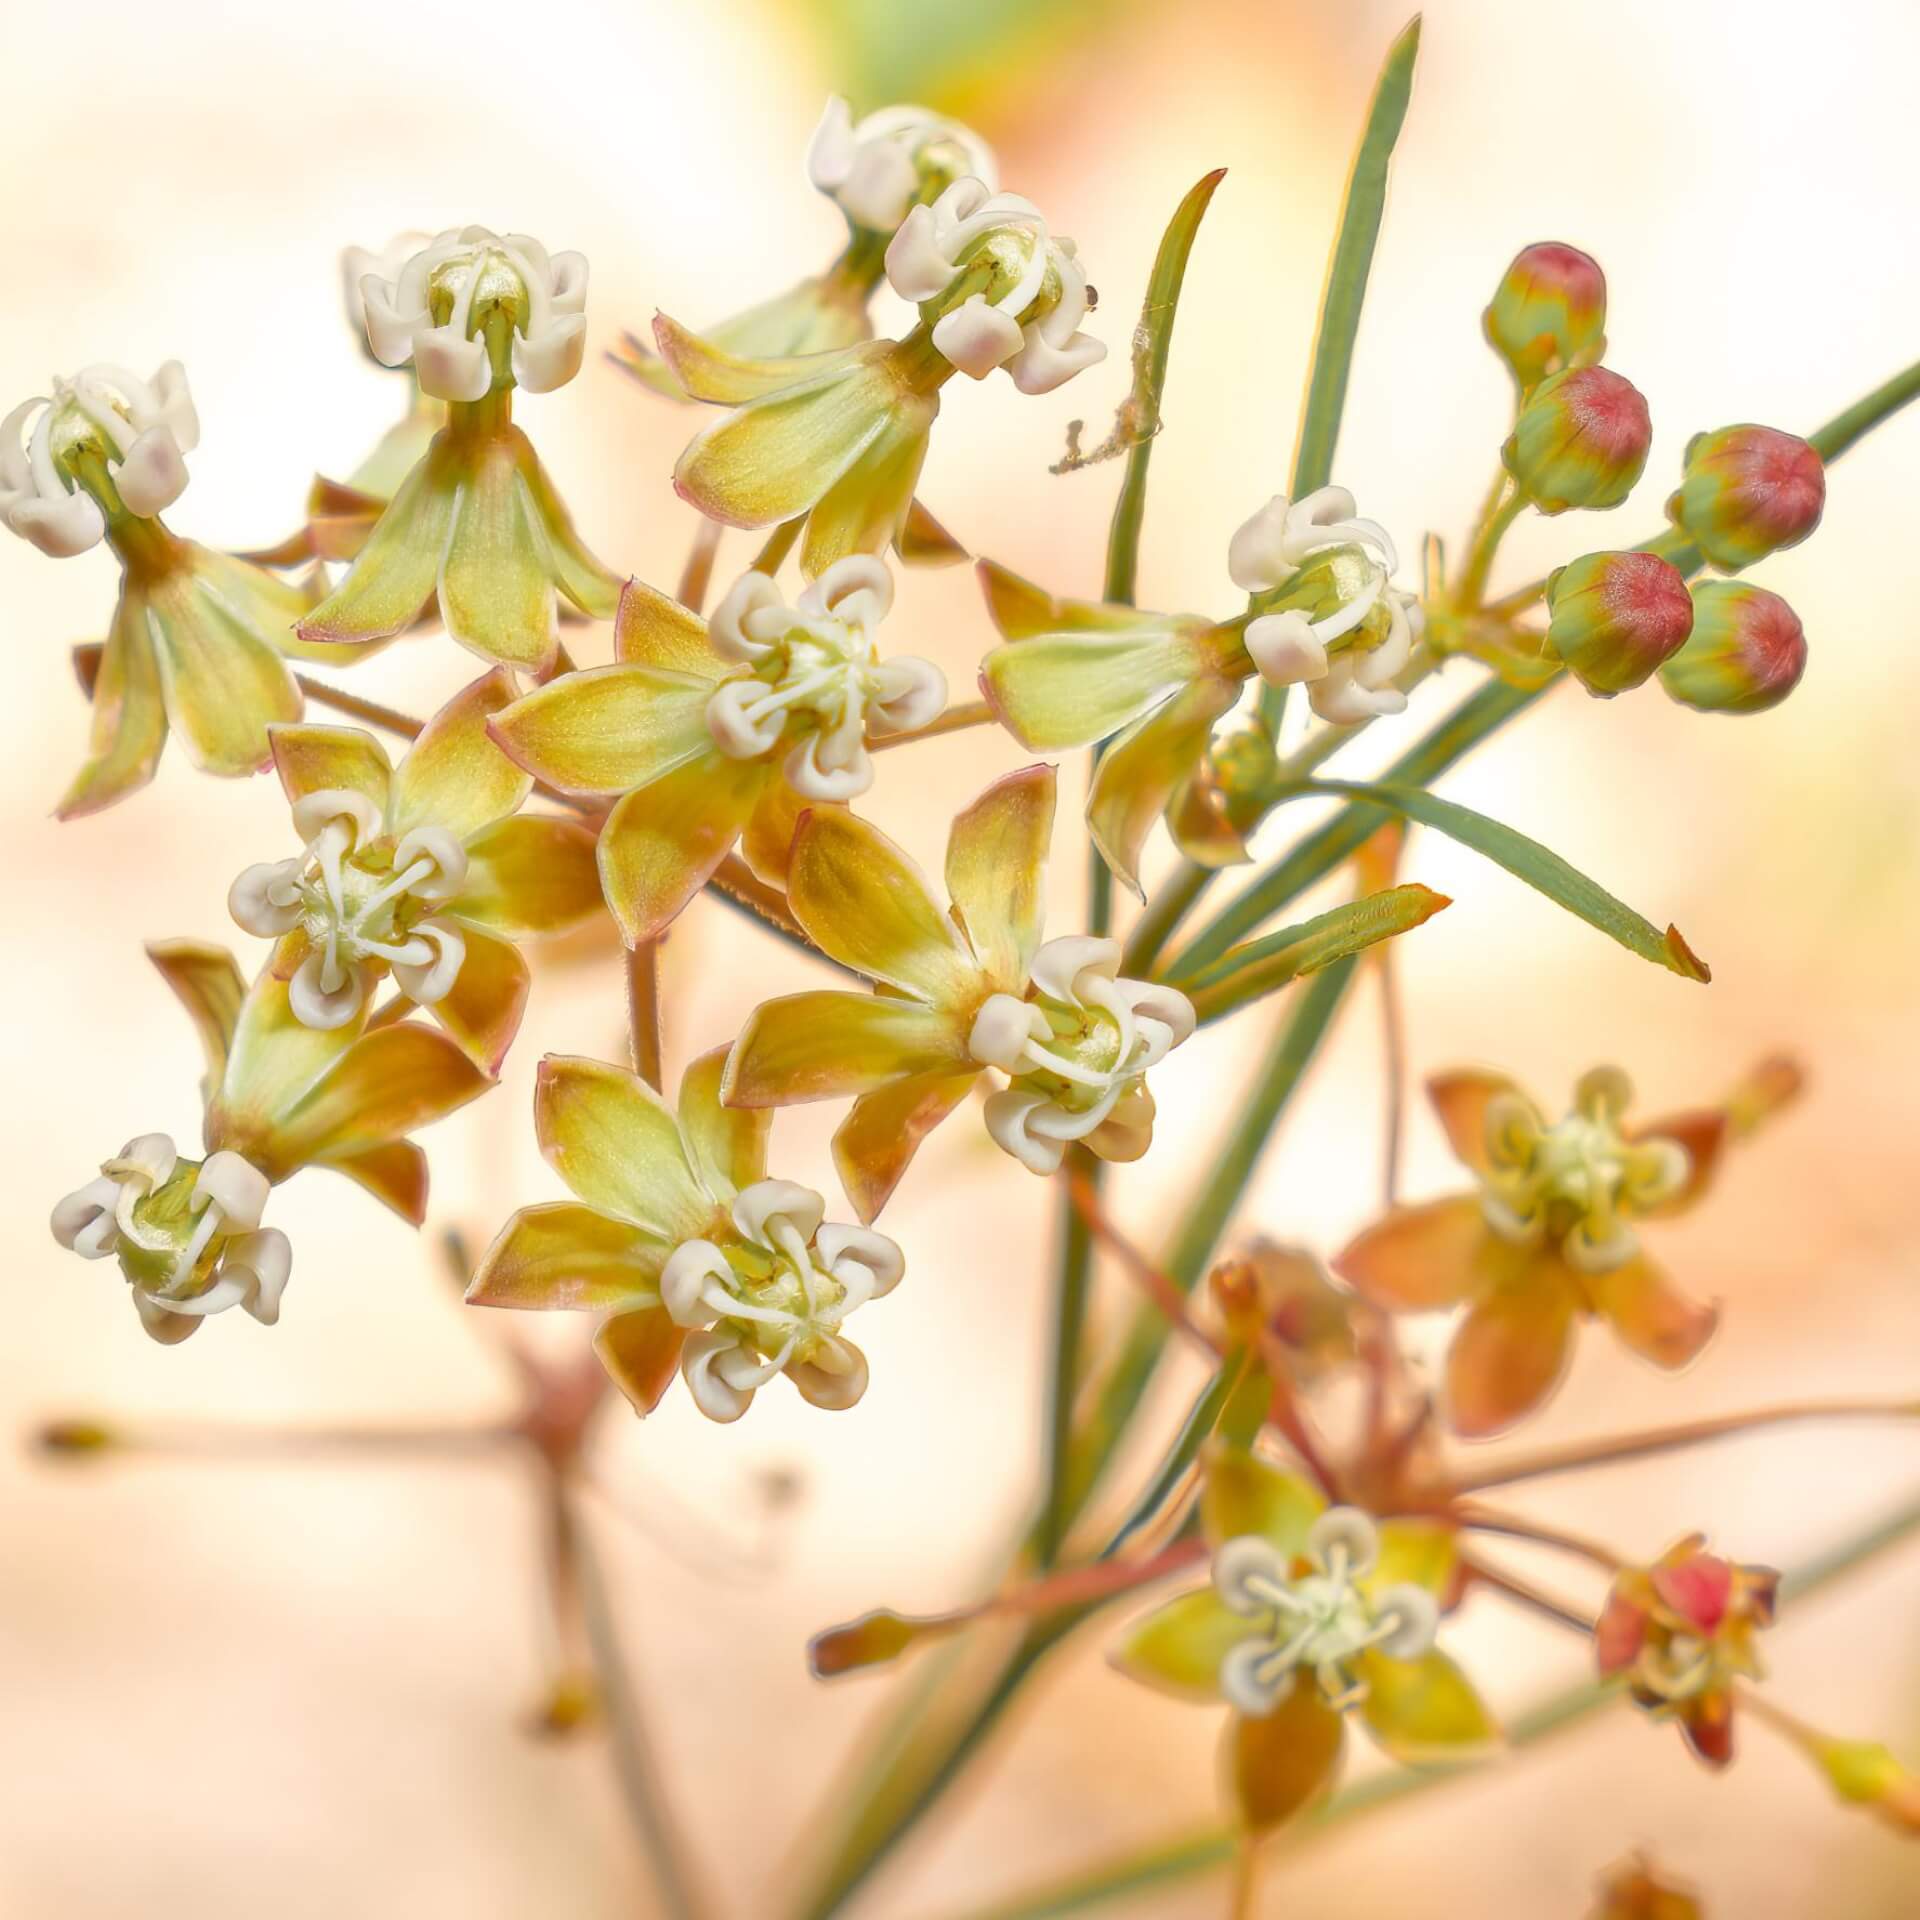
[1504,367,1651,514]
[1668,424,1825,571]
[1545,550,1694,695]
[1660,581,1807,715]
[1484,242,1606,389]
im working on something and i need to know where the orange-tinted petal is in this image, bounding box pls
[598,752,770,947]
[832,1068,978,1224]
[57,598,166,818]
[653,315,865,404]
[594,1305,688,1416]
[428,922,530,1073]
[390,669,529,840]
[533,1054,711,1241]
[723,992,973,1106]
[944,765,1056,992]
[1332,1195,1494,1312]
[456,815,604,937]
[1445,1262,1580,1438]
[1111,1588,1246,1703]
[1680,1687,1737,1770]
[1371,1520,1461,1601]
[269,723,393,814]
[677,1045,769,1203]
[1426,1068,1533,1179]
[897,497,966,567]
[271,1022,493,1173]
[1224,1679,1346,1834]
[975,560,1168,642]
[1200,1443,1325,1555]
[210,968,365,1162]
[1591,1251,1718,1371]
[613,576,729,677]
[1358,1649,1501,1765]
[466,1202,667,1310]
[490,663,718,798]
[323,1140,429,1224]
[1632,1107,1729,1217]
[145,939,244,1097]
[1088,675,1241,897]
[145,566,301,777]
[740,774,814,888]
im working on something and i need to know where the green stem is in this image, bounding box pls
[1452,483,1525,612]
[1037,1149,1098,1566]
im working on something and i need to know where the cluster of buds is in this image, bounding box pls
[1484,241,1608,391]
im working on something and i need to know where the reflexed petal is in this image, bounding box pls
[724,993,973,1107]
[1591,1251,1718,1371]
[390,669,529,839]
[145,569,301,777]
[456,816,604,936]
[799,402,936,576]
[1200,1444,1325,1556]
[1427,1069,1532,1179]
[1632,1107,1729,1217]
[271,1022,493,1172]
[466,1202,667,1310]
[437,436,558,670]
[1358,1649,1501,1764]
[740,774,813,886]
[515,444,621,621]
[210,969,366,1164]
[832,1068,978,1224]
[533,1054,712,1241]
[594,1305,688,1416]
[299,448,456,645]
[1088,676,1241,898]
[981,621,1214,754]
[1224,1679,1347,1833]
[1333,1195,1494,1312]
[976,560,1167,641]
[426,921,529,1073]
[786,807,977,1004]
[1593,1585,1650,1676]
[945,765,1055,992]
[1111,1589,1247,1702]
[1371,1520,1461,1602]
[323,1140,429,1224]
[57,599,167,818]
[677,1045,769,1203]
[1445,1266,1580,1438]
[490,664,718,797]
[1680,1688,1737,1770]
[598,753,771,947]
[145,940,244,1097]
[897,498,967,567]
[269,724,393,813]
[654,316,868,404]
[613,577,729,677]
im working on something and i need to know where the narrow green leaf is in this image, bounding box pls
[1186,884,1450,1024]
[1296,778,1709,981]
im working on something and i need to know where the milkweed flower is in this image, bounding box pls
[721,767,1194,1219]
[467,1051,904,1422]
[1113,1445,1495,1833]
[1335,1067,1730,1437]
[1589,1855,1703,1920]
[1596,1536,1779,1767]
[51,939,494,1338]
[490,556,944,946]
[1483,242,1608,390]
[1659,581,1807,715]
[228,671,603,1069]
[664,176,1104,577]
[298,227,620,671]
[978,486,1417,892]
[2,362,340,816]
[614,98,996,400]
[1667,424,1825,573]
[335,231,444,500]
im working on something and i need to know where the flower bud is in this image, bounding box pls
[1503,367,1651,514]
[1668,424,1825,571]
[1659,581,1806,715]
[1483,242,1606,388]
[1544,550,1694,695]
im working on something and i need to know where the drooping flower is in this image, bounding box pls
[2,362,356,816]
[1483,242,1608,390]
[467,1051,904,1422]
[489,556,945,947]
[1658,581,1807,715]
[1589,1854,1704,1920]
[1504,366,1652,514]
[298,227,620,671]
[52,939,494,1339]
[614,98,996,401]
[721,767,1193,1219]
[1113,1444,1495,1833]
[1335,1067,1733,1437]
[977,486,1419,892]
[1668,424,1825,573]
[1544,549,1695,695]
[664,176,1103,578]
[1595,1536,1779,1767]
[228,671,603,1070]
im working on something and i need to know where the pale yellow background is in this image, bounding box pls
[2,0,1917,1915]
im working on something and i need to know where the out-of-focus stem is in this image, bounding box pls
[1456,1506,1624,1570]
[625,940,664,1091]
[1063,1162,1221,1357]
[34,1417,511,1460]
[677,518,723,615]
[869,701,995,752]
[1461,1552,1594,1636]
[750,516,803,576]
[294,674,426,739]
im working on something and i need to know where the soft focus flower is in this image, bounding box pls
[1589,1854,1703,1920]
[1210,1241,1361,1387]
[299,226,619,670]
[1335,1067,1730,1436]
[1113,1445,1494,1832]
[1595,1536,1779,1766]
[1545,549,1695,696]
[1504,366,1652,514]
[329,231,444,511]
[229,672,602,1069]
[665,176,1102,577]
[2,362,345,815]
[490,557,944,947]
[468,1052,904,1422]
[978,486,1417,892]
[1659,580,1807,715]
[53,939,495,1337]
[1668,424,1825,572]
[1482,242,1607,390]
[721,767,1194,1219]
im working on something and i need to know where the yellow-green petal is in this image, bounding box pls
[58,597,166,818]
[800,399,937,575]
[437,431,559,671]
[298,446,455,646]
[598,752,771,947]
[427,920,530,1074]
[654,315,868,404]
[144,569,301,777]
[614,577,729,677]
[1371,1520,1460,1602]
[1358,1648,1501,1765]
[146,939,244,1099]
[516,443,621,621]
[981,619,1214,753]
[210,968,365,1162]
[466,1202,667,1310]
[945,765,1055,992]
[832,1068,977,1225]
[389,669,529,840]
[677,1044,769,1204]
[1112,1588,1246,1703]
[269,724,393,813]
[456,815,604,936]
[490,664,719,798]
[533,1054,712,1241]
[1201,1443,1325,1556]
[724,992,973,1107]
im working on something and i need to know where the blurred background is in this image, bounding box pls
[3,0,1917,1913]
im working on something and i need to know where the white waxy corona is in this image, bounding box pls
[704,556,946,801]
[1213,1508,1439,1717]
[229,789,468,1029]
[885,177,1105,395]
[50,1134,290,1343]
[968,936,1195,1175]
[0,363,199,557]
[1231,487,1421,724]
[806,97,997,234]
[659,1179,905,1422]
[359,226,588,404]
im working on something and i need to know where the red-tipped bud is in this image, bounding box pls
[1545,550,1695,695]
[1483,242,1607,389]
[1669,424,1826,571]
[1504,367,1651,514]
[1660,581,1807,715]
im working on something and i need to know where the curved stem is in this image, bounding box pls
[294,673,426,740]
[1460,1552,1594,1635]
[1456,1506,1625,1570]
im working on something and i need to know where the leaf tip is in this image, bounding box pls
[1663,924,1712,983]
